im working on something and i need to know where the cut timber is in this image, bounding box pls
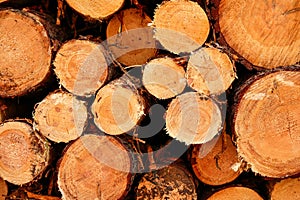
[186,46,235,95]
[190,133,242,186]
[91,76,146,135]
[33,90,87,143]
[0,120,50,185]
[153,0,210,54]
[142,57,186,99]
[0,177,8,200]
[54,39,108,97]
[218,0,300,68]
[0,9,52,97]
[65,0,124,19]
[270,178,300,200]
[136,163,197,200]
[58,134,132,200]
[165,92,222,144]
[234,70,300,177]
[207,187,263,200]
[106,8,157,66]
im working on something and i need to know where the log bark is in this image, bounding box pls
[33,90,88,143]
[0,177,8,200]
[0,120,50,185]
[0,9,54,97]
[233,69,300,177]
[142,56,186,99]
[54,39,109,97]
[91,76,146,135]
[152,0,210,54]
[136,162,198,200]
[218,0,300,69]
[106,8,157,66]
[65,0,124,20]
[190,132,243,186]
[165,92,222,144]
[270,177,300,200]
[186,46,236,95]
[57,134,132,200]
[206,187,263,200]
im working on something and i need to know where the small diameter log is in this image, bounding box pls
[234,70,300,177]
[136,163,197,200]
[91,76,146,135]
[0,177,8,200]
[0,9,52,97]
[270,178,300,200]
[106,8,157,66]
[186,46,235,95]
[190,133,243,186]
[65,0,124,19]
[165,92,222,144]
[142,57,186,99]
[54,39,109,97]
[207,187,263,200]
[0,120,50,185]
[218,0,300,68]
[153,0,210,54]
[33,90,87,143]
[58,134,132,200]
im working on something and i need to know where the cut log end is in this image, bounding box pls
[166,92,222,144]
[219,0,300,68]
[234,70,300,177]
[191,133,242,186]
[65,0,124,19]
[142,57,186,99]
[186,47,235,95]
[54,39,108,97]
[58,134,132,200]
[153,0,210,54]
[0,177,8,200]
[0,9,51,97]
[33,90,87,143]
[271,178,300,200]
[207,187,263,200]
[0,121,50,185]
[136,163,197,200]
[106,8,157,66]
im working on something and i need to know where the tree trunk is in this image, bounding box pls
[142,56,186,99]
[206,187,263,200]
[57,134,132,200]
[54,39,109,97]
[33,90,88,143]
[165,91,222,144]
[0,120,50,185]
[270,177,300,200]
[233,69,300,177]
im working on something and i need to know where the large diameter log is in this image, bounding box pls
[142,57,186,99]
[33,90,88,143]
[0,9,53,97]
[91,76,146,135]
[65,0,124,19]
[234,70,300,177]
[165,92,222,144]
[270,178,300,200]
[136,163,197,200]
[186,46,236,95]
[54,39,109,97]
[57,134,132,200]
[207,187,263,200]
[218,0,300,68]
[106,8,157,66]
[153,0,210,54]
[190,133,243,186]
[0,120,50,185]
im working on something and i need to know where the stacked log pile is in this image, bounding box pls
[0,0,299,199]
